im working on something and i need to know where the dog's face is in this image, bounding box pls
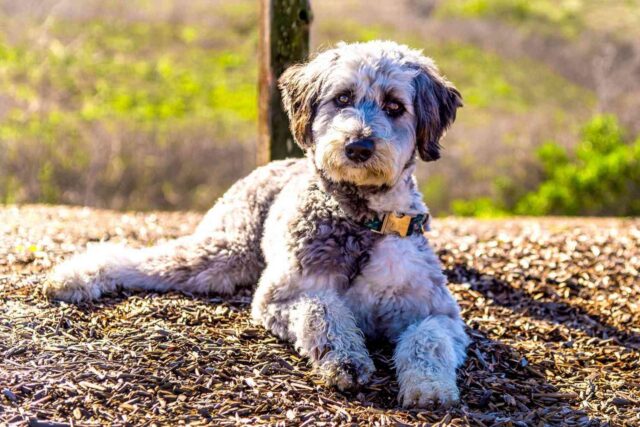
[279,41,462,188]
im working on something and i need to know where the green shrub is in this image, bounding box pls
[456,115,640,216]
[515,115,640,216]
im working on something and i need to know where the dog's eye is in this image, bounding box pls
[384,100,404,117]
[335,93,352,107]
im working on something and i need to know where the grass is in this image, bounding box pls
[437,0,640,39]
[0,19,258,127]
[0,9,260,209]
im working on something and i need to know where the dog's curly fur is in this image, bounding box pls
[45,40,468,408]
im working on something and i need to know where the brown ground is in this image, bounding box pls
[1,205,638,426]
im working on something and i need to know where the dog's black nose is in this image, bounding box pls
[345,139,375,162]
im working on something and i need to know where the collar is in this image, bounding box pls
[362,212,430,237]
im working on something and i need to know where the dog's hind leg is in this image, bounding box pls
[44,159,306,303]
[44,231,262,303]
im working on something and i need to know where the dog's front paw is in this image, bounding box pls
[318,351,375,391]
[398,371,460,408]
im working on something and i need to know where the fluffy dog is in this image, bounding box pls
[45,40,469,408]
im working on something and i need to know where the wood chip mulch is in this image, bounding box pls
[1,205,638,426]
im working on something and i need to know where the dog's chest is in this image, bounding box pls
[288,184,383,287]
[344,234,447,339]
[292,216,380,287]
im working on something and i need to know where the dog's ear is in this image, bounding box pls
[278,62,323,149]
[413,63,463,162]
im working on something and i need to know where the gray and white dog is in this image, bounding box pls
[45,40,469,408]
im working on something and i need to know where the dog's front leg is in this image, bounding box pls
[290,292,376,390]
[252,283,375,391]
[394,314,469,408]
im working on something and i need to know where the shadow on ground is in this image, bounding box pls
[36,284,606,426]
[447,263,640,351]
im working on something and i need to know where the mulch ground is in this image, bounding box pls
[1,205,638,426]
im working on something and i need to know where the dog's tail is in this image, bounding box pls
[44,231,263,303]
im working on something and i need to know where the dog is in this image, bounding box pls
[45,40,469,408]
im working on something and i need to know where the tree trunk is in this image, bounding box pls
[258,0,312,164]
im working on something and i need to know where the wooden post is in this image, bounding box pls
[258,0,312,164]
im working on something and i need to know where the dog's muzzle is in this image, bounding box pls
[345,139,375,163]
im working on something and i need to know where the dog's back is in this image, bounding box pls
[196,158,307,240]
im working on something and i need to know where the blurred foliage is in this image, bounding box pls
[0,7,258,209]
[438,0,640,39]
[1,17,258,122]
[0,0,636,216]
[453,115,640,216]
[516,115,640,215]
[427,43,590,112]
[438,0,583,37]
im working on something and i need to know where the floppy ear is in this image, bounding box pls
[413,64,463,162]
[278,62,323,149]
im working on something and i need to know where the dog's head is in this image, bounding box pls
[279,40,462,188]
